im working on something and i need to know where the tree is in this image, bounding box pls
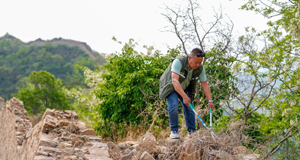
[15,70,71,114]
[241,0,300,39]
[238,1,300,158]
[90,39,172,140]
[218,25,300,158]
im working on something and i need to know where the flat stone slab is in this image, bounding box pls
[91,142,107,149]
[89,147,109,157]
[34,155,56,160]
[88,136,102,142]
[83,155,112,160]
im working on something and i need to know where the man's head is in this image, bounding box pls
[188,48,205,70]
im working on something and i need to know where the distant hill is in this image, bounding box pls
[27,37,104,64]
[0,33,22,42]
[0,33,106,100]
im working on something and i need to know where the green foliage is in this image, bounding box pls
[0,37,104,100]
[93,40,172,139]
[0,34,23,56]
[14,70,72,114]
[241,0,300,39]
[236,1,300,158]
[229,26,300,157]
[258,71,300,158]
[66,66,102,128]
[216,108,266,148]
[274,136,300,160]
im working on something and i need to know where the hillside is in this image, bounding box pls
[0,33,106,100]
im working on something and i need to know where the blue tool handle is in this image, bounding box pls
[189,103,209,129]
[189,103,194,110]
[210,109,212,130]
[189,104,220,141]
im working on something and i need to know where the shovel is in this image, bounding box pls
[189,103,220,141]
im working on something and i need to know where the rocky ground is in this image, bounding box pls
[0,97,260,160]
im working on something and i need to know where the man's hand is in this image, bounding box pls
[183,96,191,107]
[208,102,214,110]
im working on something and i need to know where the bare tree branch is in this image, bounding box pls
[201,8,223,45]
[264,126,299,159]
[187,0,204,51]
[250,80,277,114]
[231,91,247,108]
[226,101,242,117]
[161,6,188,54]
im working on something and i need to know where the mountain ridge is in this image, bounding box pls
[1,33,104,63]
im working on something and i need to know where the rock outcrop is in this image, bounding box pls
[20,108,109,160]
[0,97,111,160]
[10,97,33,147]
[0,97,19,160]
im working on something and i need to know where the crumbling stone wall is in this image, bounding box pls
[0,97,20,160]
[0,97,111,160]
[19,108,110,160]
[10,97,32,147]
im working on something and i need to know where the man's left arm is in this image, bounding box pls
[198,67,214,110]
[200,81,214,110]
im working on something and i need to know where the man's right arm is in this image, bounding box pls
[171,73,191,107]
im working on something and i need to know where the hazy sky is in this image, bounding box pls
[0,0,269,54]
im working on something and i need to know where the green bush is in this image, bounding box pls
[14,70,72,114]
[93,40,172,139]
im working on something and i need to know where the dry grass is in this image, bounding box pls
[100,120,171,143]
[109,127,260,160]
[114,116,260,159]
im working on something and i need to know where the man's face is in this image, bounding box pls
[188,56,203,70]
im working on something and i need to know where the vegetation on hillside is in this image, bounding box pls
[0,34,105,100]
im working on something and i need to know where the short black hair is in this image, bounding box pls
[190,48,205,58]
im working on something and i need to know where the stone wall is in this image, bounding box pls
[18,108,110,160]
[0,97,111,160]
[11,97,32,147]
[0,97,20,160]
